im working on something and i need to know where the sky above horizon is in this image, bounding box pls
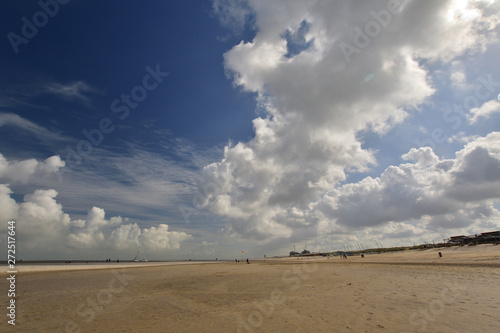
[1,0,500,260]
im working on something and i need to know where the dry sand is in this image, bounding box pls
[1,245,499,332]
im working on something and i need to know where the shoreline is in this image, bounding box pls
[1,260,222,275]
[4,244,499,275]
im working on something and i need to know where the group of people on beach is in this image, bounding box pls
[105,258,119,263]
[234,258,250,264]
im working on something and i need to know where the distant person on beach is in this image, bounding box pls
[117,259,119,263]
[246,258,249,264]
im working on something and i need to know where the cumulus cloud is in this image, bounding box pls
[202,0,500,242]
[447,132,500,201]
[0,153,65,184]
[312,134,500,248]
[319,132,500,230]
[402,147,440,166]
[66,204,191,252]
[0,184,18,222]
[0,185,191,258]
[140,224,190,250]
[469,99,500,123]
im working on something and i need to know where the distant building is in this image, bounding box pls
[448,231,500,245]
[481,231,500,240]
[301,252,324,257]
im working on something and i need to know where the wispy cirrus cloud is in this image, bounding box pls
[44,81,100,104]
[0,113,220,252]
[0,112,48,132]
[0,112,65,144]
[1,79,99,109]
[212,0,254,33]
[0,128,208,258]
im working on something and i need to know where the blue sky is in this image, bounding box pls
[1,0,500,260]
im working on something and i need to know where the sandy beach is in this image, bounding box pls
[2,245,499,332]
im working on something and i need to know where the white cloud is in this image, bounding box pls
[0,153,65,184]
[203,0,500,242]
[450,63,468,88]
[66,205,191,252]
[0,113,61,141]
[17,188,71,252]
[0,185,191,258]
[402,147,440,166]
[0,184,18,222]
[319,132,500,230]
[140,224,191,250]
[469,99,500,123]
[110,223,141,250]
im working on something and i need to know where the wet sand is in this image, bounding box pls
[2,245,499,332]
[10,261,217,274]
